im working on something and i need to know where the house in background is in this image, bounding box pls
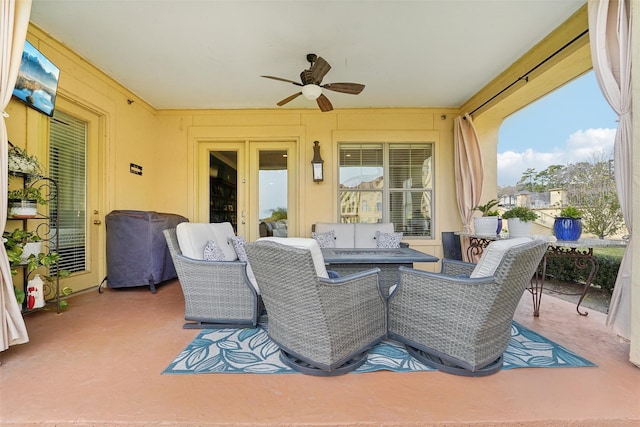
[5,2,639,363]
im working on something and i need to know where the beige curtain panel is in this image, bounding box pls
[453,113,484,233]
[0,0,32,352]
[588,0,633,343]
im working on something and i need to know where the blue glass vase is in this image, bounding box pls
[554,217,582,241]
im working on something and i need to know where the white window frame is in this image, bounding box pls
[337,142,434,239]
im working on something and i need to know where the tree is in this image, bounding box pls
[535,164,565,190]
[267,207,287,220]
[516,167,537,192]
[566,152,622,239]
[512,152,623,239]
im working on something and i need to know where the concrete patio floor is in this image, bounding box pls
[1,279,639,426]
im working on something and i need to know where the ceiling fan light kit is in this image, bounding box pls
[261,53,365,112]
[302,84,322,100]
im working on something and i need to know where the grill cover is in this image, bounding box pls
[106,210,188,292]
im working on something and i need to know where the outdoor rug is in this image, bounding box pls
[163,321,595,374]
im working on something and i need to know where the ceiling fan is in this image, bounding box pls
[261,53,365,112]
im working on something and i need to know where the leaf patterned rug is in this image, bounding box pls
[163,321,595,374]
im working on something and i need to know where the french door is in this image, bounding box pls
[197,140,297,241]
[48,100,104,292]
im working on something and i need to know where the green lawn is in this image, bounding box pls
[593,246,626,259]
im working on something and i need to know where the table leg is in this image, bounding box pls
[531,246,598,317]
[466,237,492,263]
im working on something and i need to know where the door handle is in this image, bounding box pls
[93,220,102,225]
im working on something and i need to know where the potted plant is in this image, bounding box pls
[473,199,500,236]
[8,185,48,218]
[7,144,44,177]
[3,228,44,264]
[554,206,583,241]
[502,206,538,237]
[3,228,71,310]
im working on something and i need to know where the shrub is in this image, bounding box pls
[542,250,622,294]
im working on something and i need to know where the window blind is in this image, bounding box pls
[338,142,433,237]
[49,110,87,273]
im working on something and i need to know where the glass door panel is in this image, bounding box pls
[209,151,238,229]
[248,141,297,241]
[258,150,288,237]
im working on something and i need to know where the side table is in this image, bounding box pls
[533,238,627,317]
[456,233,627,317]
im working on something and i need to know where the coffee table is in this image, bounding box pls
[321,247,439,295]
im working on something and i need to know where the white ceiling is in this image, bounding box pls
[29,0,585,111]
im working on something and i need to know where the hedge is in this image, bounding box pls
[541,252,622,294]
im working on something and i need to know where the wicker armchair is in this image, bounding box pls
[163,228,261,329]
[245,240,387,376]
[388,238,549,376]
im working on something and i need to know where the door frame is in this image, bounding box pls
[49,95,107,291]
[247,140,298,241]
[196,139,299,241]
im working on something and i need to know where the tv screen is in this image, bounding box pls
[12,40,60,117]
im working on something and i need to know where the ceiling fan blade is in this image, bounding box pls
[310,56,331,84]
[316,94,333,112]
[277,92,302,106]
[261,75,303,86]
[322,82,365,95]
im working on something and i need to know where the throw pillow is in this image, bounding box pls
[203,240,226,261]
[375,231,403,248]
[229,236,248,262]
[311,230,336,248]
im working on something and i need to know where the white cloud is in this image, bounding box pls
[565,128,616,163]
[497,128,615,186]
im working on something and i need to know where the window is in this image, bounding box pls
[49,110,87,272]
[338,143,433,238]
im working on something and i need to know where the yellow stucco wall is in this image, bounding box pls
[6,24,466,293]
[153,108,461,267]
[4,4,602,294]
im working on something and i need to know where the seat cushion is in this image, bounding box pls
[257,237,330,278]
[470,237,533,278]
[176,222,238,261]
[355,223,394,248]
[314,223,355,248]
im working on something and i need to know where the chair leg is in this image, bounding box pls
[279,350,368,376]
[406,346,503,377]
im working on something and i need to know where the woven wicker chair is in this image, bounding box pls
[245,240,387,376]
[163,228,261,329]
[388,238,549,376]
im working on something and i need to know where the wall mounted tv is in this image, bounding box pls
[12,40,60,117]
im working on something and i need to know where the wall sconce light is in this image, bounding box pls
[311,140,324,183]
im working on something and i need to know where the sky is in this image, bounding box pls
[497,71,618,187]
